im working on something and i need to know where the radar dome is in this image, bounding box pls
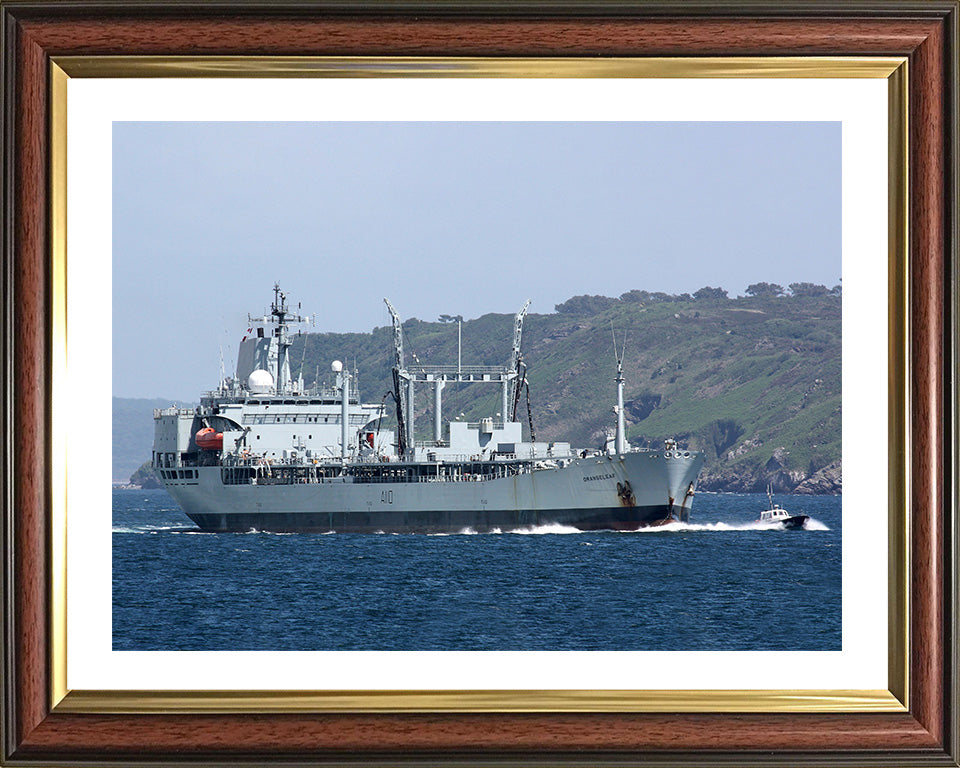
[247,369,274,394]
[331,360,343,373]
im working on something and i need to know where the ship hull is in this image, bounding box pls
[185,505,674,534]
[162,451,704,534]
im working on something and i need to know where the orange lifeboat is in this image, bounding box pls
[195,427,223,451]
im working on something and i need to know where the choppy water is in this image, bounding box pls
[113,489,841,651]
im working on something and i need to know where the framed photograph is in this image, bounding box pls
[2,2,957,765]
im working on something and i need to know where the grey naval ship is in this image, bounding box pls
[153,286,705,533]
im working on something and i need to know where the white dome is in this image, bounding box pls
[247,369,274,394]
[331,360,343,373]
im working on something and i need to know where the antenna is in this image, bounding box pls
[611,323,629,454]
[611,323,627,370]
[297,335,309,389]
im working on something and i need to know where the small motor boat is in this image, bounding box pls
[757,486,808,529]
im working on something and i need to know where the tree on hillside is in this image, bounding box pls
[555,295,619,315]
[788,282,829,297]
[438,314,463,323]
[745,282,785,298]
[130,461,161,489]
[829,284,842,296]
[620,290,682,304]
[693,286,728,300]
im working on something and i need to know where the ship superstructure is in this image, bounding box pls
[153,286,704,533]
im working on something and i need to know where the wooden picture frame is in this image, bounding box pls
[2,2,957,765]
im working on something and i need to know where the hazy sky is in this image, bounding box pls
[113,121,840,400]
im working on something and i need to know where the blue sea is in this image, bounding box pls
[112,489,841,651]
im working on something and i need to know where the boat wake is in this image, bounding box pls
[427,527,483,536]
[623,518,831,533]
[508,523,583,535]
[112,524,199,534]
[431,524,587,535]
[114,518,830,535]
[426,524,582,536]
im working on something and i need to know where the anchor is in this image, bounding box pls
[616,480,636,507]
[678,481,696,523]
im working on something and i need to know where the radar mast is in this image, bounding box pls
[247,283,306,394]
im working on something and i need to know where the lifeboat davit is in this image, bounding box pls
[195,427,223,451]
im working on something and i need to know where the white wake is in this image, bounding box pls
[508,523,583,535]
[621,518,830,533]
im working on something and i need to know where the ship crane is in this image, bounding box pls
[508,299,531,424]
[383,298,532,459]
[383,298,412,458]
[509,299,531,372]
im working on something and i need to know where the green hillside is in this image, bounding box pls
[288,291,841,494]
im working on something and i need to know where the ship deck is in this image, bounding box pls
[215,456,556,486]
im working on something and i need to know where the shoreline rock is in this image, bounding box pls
[697,457,842,495]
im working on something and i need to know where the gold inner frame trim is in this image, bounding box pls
[886,60,910,710]
[57,688,903,715]
[50,61,69,710]
[53,55,905,79]
[49,55,909,715]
